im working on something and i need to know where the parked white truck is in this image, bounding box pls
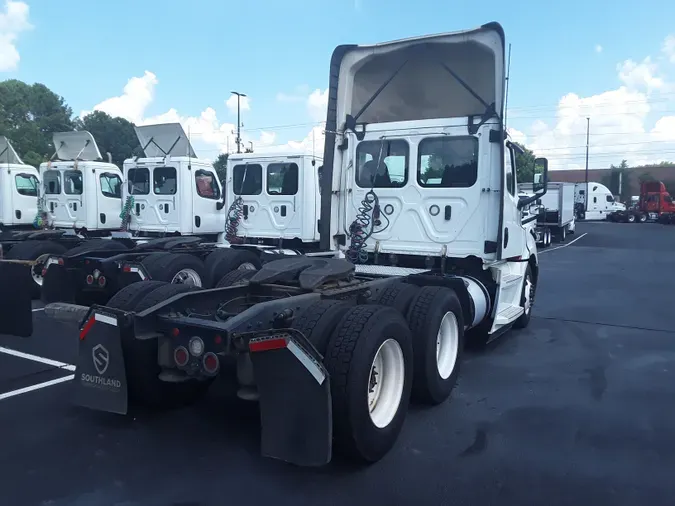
[574,181,625,220]
[37,22,548,467]
[520,181,576,243]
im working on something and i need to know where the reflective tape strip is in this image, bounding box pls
[94,313,117,326]
[286,340,326,385]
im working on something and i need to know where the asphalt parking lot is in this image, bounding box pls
[2,221,675,506]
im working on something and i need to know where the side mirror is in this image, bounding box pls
[518,157,548,209]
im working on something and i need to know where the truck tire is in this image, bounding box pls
[626,213,636,223]
[3,240,68,298]
[141,252,207,288]
[406,286,465,405]
[324,305,413,463]
[367,281,419,314]
[111,282,213,409]
[205,248,261,287]
[105,280,167,311]
[292,300,351,355]
[514,265,535,329]
[64,239,128,257]
[215,269,257,288]
[638,214,647,223]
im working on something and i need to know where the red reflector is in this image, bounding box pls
[42,268,47,277]
[249,337,287,353]
[57,258,64,266]
[122,265,131,273]
[171,328,180,337]
[174,346,189,367]
[214,334,222,345]
[203,352,219,374]
[79,316,95,340]
[86,275,94,285]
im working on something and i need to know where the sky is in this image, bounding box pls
[2,0,675,170]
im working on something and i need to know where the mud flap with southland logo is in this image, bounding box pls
[0,261,33,337]
[74,308,129,415]
[247,330,332,467]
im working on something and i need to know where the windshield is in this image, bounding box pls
[15,174,39,197]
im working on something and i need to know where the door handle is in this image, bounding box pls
[444,205,451,221]
[504,227,509,248]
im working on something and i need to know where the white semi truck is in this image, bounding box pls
[574,181,625,220]
[37,22,548,467]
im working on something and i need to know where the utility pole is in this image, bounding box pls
[584,117,590,212]
[230,91,246,154]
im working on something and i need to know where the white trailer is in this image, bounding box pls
[520,181,576,243]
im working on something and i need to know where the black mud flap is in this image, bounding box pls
[0,262,33,337]
[248,330,332,467]
[73,308,129,415]
[41,264,76,304]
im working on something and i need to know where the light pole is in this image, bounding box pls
[230,91,246,154]
[584,117,590,213]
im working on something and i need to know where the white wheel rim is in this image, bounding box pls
[436,312,459,380]
[31,253,51,286]
[238,262,257,271]
[367,338,405,429]
[523,273,534,314]
[171,268,202,287]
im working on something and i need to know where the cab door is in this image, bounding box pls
[191,166,225,234]
[264,160,302,238]
[63,170,86,226]
[43,170,67,225]
[96,169,123,229]
[230,162,266,238]
[500,142,525,260]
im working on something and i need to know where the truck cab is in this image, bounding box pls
[225,153,322,245]
[640,181,675,215]
[122,123,225,239]
[40,131,123,231]
[574,182,625,220]
[0,136,40,229]
[323,22,548,336]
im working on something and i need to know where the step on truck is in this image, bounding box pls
[0,131,125,297]
[608,181,675,223]
[41,124,324,306]
[39,22,548,466]
[520,181,575,244]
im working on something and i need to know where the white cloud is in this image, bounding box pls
[307,88,328,122]
[225,93,250,114]
[617,57,664,91]
[277,84,310,103]
[663,34,675,63]
[83,71,158,124]
[595,44,603,54]
[0,0,32,72]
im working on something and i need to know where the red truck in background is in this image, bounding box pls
[609,181,675,223]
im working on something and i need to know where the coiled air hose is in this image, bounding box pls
[225,196,244,244]
[119,195,135,232]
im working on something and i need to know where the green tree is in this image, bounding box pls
[213,153,228,182]
[0,79,75,166]
[74,111,142,167]
[513,142,536,184]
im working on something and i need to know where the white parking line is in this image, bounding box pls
[539,232,588,254]
[0,374,74,401]
[0,346,76,371]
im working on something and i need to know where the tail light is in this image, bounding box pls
[203,352,219,375]
[174,346,189,367]
[86,274,94,285]
[189,337,205,357]
[57,257,64,266]
[98,276,106,287]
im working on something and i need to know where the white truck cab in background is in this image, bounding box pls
[574,181,625,220]
[123,123,225,239]
[0,136,40,229]
[225,153,322,245]
[40,131,123,232]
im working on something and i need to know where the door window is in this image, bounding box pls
[127,168,150,195]
[43,170,61,195]
[195,169,221,199]
[100,173,122,198]
[15,174,39,197]
[418,137,478,188]
[355,139,408,188]
[153,167,177,195]
[64,171,83,195]
[232,164,263,195]
[267,163,299,195]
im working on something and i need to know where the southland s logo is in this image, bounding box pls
[92,344,110,375]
